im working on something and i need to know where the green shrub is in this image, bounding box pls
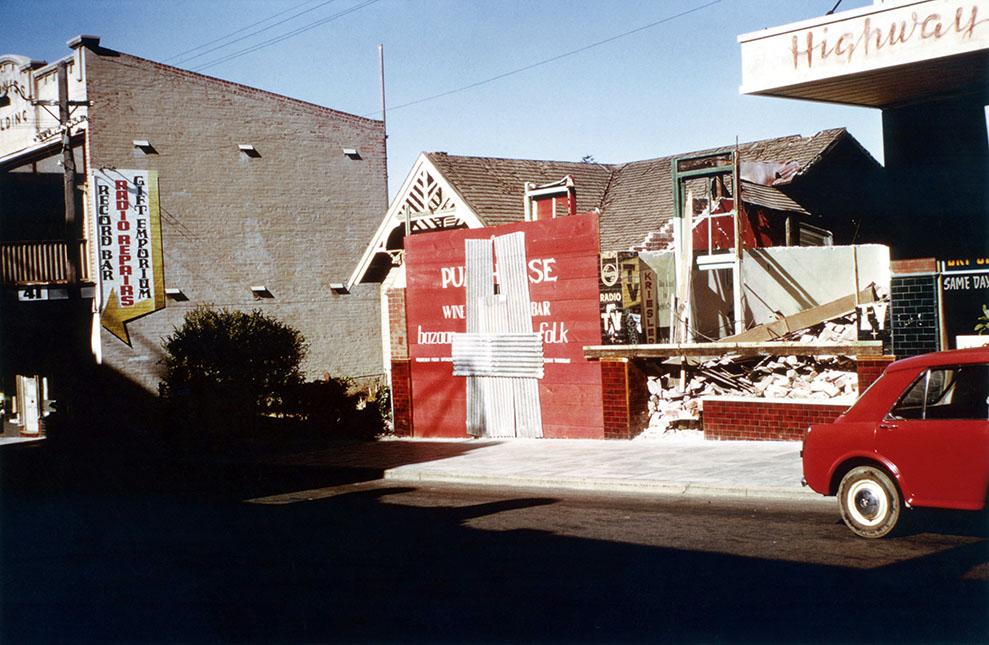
[159,306,307,422]
[279,378,391,440]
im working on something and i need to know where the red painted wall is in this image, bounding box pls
[532,195,573,221]
[404,213,604,438]
[692,199,786,252]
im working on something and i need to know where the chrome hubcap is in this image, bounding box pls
[855,489,880,520]
[846,479,888,527]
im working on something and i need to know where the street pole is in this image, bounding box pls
[379,44,389,209]
[58,60,81,302]
[56,59,92,420]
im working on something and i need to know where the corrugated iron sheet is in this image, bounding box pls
[495,232,543,438]
[452,333,544,378]
[461,232,543,438]
[464,238,494,437]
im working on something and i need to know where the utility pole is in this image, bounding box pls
[732,138,743,335]
[58,60,81,302]
[55,57,94,417]
[378,44,389,209]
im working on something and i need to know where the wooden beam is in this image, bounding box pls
[722,284,877,343]
[583,340,883,360]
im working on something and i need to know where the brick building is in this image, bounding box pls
[0,36,387,435]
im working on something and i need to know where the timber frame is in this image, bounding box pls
[583,340,883,360]
[347,153,485,290]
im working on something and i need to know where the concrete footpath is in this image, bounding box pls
[3,433,826,503]
[378,436,827,502]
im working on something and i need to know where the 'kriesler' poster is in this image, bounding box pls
[91,169,165,346]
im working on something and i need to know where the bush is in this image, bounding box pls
[159,306,307,423]
[279,377,391,440]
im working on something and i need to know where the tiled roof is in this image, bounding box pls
[425,153,613,227]
[425,128,853,250]
[740,181,811,216]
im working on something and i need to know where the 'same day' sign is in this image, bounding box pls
[404,213,605,438]
[941,257,989,348]
[91,169,165,345]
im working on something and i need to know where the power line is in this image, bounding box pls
[168,0,341,66]
[164,0,324,63]
[369,0,722,116]
[192,0,382,72]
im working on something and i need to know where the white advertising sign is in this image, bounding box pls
[90,169,165,345]
[739,0,989,95]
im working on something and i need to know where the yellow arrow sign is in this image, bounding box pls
[101,288,158,346]
[91,169,166,347]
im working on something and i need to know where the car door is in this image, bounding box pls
[878,364,989,510]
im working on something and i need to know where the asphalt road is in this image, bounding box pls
[3,469,987,643]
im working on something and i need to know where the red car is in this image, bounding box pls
[802,347,989,538]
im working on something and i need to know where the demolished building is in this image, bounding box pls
[738,0,989,357]
[353,129,894,440]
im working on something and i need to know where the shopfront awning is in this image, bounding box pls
[738,0,989,108]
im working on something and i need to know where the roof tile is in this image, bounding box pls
[425,128,851,250]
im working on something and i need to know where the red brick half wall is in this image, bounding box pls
[601,359,649,440]
[857,355,896,393]
[390,359,413,437]
[702,397,849,441]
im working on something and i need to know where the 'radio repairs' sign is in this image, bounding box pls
[91,168,165,346]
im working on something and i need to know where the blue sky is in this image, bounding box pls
[4,0,883,197]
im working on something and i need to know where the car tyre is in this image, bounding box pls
[838,466,902,538]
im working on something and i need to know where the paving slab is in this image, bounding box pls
[381,438,827,502]
[0,436,43,446]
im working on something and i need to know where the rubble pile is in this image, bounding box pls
[638,316,860,439]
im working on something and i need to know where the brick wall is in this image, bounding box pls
[601,360,628,439]
[890,270,940,359]
[627,360,650,437]
[601,359,648,440]
[390,359,413,436]
[387,287,411,435]
[857,355,895,392]
[83,45,388,391]
[386,288,408,360]
[703,397,847,441]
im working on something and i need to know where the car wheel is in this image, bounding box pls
[837,466,902,538]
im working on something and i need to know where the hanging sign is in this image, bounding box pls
[90,169,165,346]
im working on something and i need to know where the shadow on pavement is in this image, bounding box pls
[0,436,491,502]
[2,477,987,643]
[901,507,989,539]
[1,359,491,503]
[1,360,986,643]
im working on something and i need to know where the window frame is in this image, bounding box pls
[886,363,989,422]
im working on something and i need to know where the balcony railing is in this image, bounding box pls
[0,239,90,286]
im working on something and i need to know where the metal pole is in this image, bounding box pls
[379,44,389,206]
[732,139,743,335]
[58,60,81,301]
[57,59,89,417]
